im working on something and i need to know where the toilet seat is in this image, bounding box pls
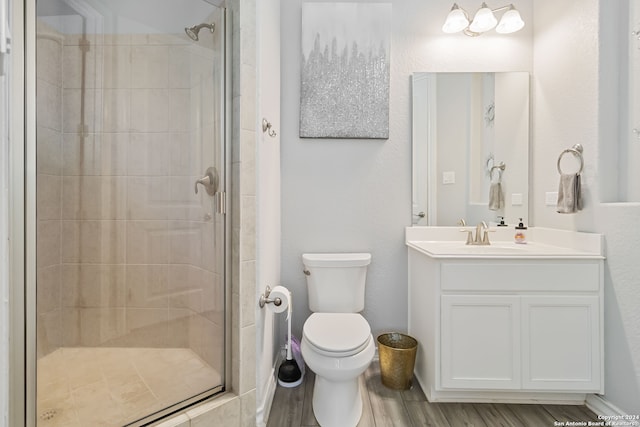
[303,313,371,357]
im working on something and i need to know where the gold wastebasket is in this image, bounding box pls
[377,333,418,390]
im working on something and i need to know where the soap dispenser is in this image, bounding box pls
[514,218,527,244]
[497,216,507,227]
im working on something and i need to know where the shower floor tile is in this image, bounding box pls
[37,347,221,427]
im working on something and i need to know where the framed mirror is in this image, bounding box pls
[412,72,530,226]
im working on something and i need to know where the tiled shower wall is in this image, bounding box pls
[36,21,64,359]
[35,18,224,370]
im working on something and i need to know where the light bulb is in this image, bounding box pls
[469,2,497,33]
[496,5,524,34]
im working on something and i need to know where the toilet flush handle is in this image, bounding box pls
[303,269,310,276]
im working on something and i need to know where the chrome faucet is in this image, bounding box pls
[460,221,492,245]
[473,221,489,245]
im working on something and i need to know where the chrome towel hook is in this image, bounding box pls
[557,144,584,175]
[262,118,277,138]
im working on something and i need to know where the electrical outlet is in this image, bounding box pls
[545,191,558,206]
[511,193,523,206]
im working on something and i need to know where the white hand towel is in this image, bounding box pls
[488,182,503,211]
[557,173,582,213]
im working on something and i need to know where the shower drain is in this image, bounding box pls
[40,409,57,421]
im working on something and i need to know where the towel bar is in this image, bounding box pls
[557,144,584,175]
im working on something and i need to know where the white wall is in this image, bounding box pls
[280,0,533,339]
[533,0,640,415]
[256,0,280,424]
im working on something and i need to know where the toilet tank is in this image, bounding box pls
[302,253,371,313]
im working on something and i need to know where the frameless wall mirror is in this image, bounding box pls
[600,0,640,202]
[412,72,530,226]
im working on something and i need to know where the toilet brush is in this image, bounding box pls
[277,292,303,387]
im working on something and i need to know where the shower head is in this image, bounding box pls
[185,23,215,41]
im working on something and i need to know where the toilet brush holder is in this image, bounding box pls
[277,289,303,388]
[278,355,302,387]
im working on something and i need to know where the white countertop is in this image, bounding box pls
[405,226,605,259]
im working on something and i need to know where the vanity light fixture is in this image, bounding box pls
[442,2,524,37]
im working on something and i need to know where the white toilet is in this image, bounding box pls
[300,253,375,427]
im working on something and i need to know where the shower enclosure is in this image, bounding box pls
[33,0,228,425]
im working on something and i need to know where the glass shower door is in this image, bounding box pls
[34,1,226,425]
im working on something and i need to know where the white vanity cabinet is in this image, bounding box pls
[406,233,605,403]
[521,295,600,391]
[441,294,521,390]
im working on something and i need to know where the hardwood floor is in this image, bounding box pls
[267,361,600,427]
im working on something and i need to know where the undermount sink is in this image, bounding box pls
[408,240,602,258]
[414,241,527,256]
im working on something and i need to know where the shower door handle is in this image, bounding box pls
[215,191,226,215]
[194,167,219,196]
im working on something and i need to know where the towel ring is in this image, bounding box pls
[490,162,505,180]
[557,144,584,175]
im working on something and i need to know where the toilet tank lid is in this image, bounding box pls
[302,253,371,267]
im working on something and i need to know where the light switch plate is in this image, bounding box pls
[545,191,558,206]
[442,171,455,185]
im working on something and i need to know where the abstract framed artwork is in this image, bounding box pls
[300,2,392,139]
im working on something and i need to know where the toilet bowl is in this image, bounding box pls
[301,313,375,427]
[300,253,373,427]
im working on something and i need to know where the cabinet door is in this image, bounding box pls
[441,295,521,389]
[522,296,600,391]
